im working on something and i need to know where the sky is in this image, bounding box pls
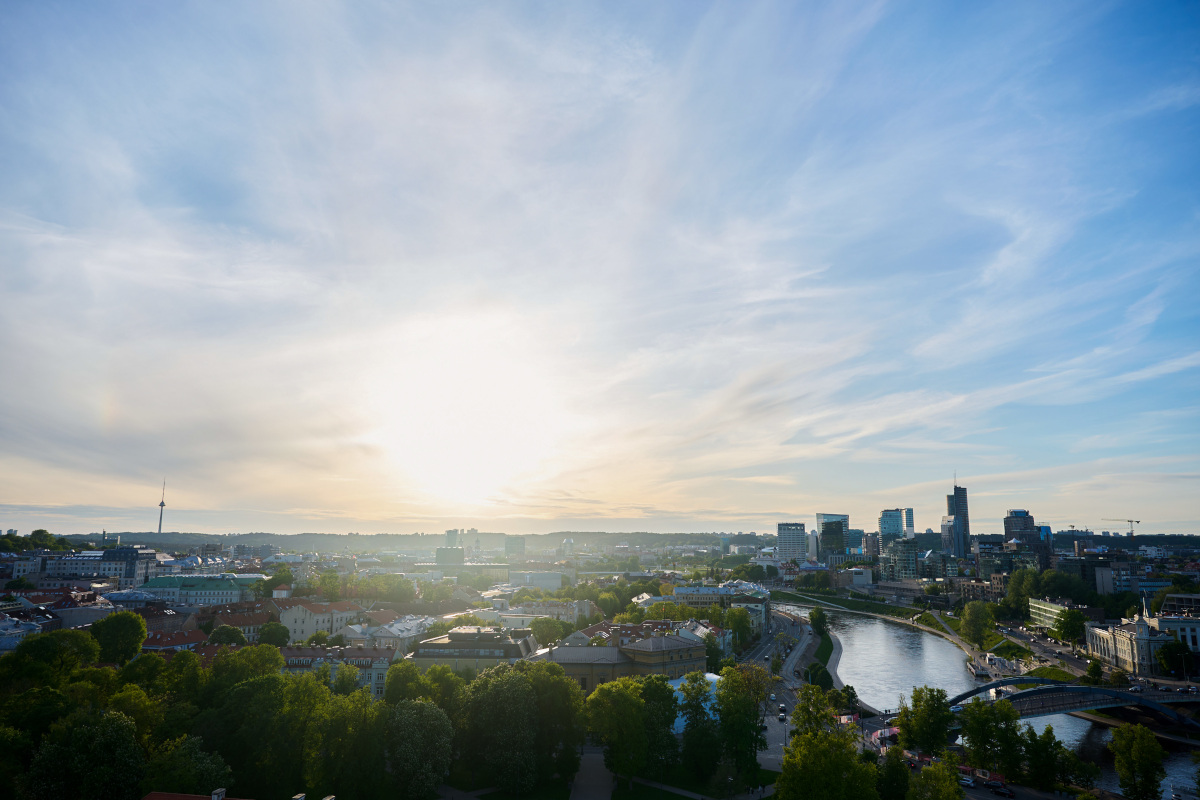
[1,1,1198,538]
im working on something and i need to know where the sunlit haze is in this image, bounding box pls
[1,2,1198,536]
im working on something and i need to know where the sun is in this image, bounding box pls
[364,310,576,507]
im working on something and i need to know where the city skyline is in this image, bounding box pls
[1,3,1198,536]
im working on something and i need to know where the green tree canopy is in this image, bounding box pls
[876,745,909,800]
[258,621,290,647]
[385,699,453,800]
[142,735,232,797]
[1156,638,1194,677]
[1053,608,1087,644]
[1108,723,1166,800]
[904,759,963,800]
[207,624,248,647]
[529,616,565,647]
[960,601,994,649]
[775,685,877,800]
[90,610,149,666]
[463,665,539,795]
[587,677,647,785]
[680,670,721,782]
[896,686,954,756]
[809,607,829,637]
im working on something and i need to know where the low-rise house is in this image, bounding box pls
[274,600,363,643]
[279,645,403,699]
[337,615,435,651]
[207,610,272,643]
[141,629,210,652]
[532,633,706,693]
[408,626,538,672]
[0,614,42,651]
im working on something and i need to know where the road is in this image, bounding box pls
[736,608,812,770]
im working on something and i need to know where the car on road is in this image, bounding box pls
[1128,685,1143,693]
[770,693,776,701]
[779,704,787,713]
[949,705,963,713]
[958,777,975,787]
[990,788,1015,797]
[778,713,786,722]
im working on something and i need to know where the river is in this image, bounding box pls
[779,603,1196,799]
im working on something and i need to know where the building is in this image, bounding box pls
[1028,597,1104,631]
[435,547,465,566]
[280,645,403,699]
[504,535,526,560]
[816,514,849,557]
[408,626,538,672]
[206,610,272,643]
[879,510,905,539]
[508,571,565,592]
[15,545,160,590]
[141,629,209,652]
[863,533,881,559]
[776,523,806,564]
[880,537,918,580]
[274,600,364,643]
[1086,609,1172,677]
[533,633,706,693]
[1004,509,1040,539]
[944,485,970,558]
[507,599,601,625]
[905,508,915,537]
[1161,594,1200,615]
[339,615,435,651]
[139,576,254,606]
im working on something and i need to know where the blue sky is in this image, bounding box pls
[1,1,1197,536]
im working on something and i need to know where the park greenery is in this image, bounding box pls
[0,608,786,800]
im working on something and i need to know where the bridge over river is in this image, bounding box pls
[865,676,1200,735]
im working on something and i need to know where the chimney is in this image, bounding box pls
[212,791,226,800]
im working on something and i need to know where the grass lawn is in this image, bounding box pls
[915,612,944,631]
[991,639,1033,660]
[1025,666,1076,682]
[479,782,571,800]
[938,615,1004,649]
[815,632,833,665]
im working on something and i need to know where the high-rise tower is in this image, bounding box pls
[157,480,166,536]
[945,484,969,557]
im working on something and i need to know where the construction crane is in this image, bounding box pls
[1102,518,1139,536]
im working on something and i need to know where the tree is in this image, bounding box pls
[1108,723,1167,800]
[142,735,233,797]
[726,607,754,650]
[959,698,1020,772]
[714,665,766,782]
[208,625,248,647]
[1053,608,1087,645]
[587,677,647,785]
[530,616,564,647]
[641,674,680,778]
[385,700,454,799]
[704,633,724,672]
[680,671,721,782]
[24,711,146,800]
[960,601,994,650]
[90,610,149,666]
[896,686,954,756]
[119,652,166,692]
[597,592,621,618]
[258,621,290,647]
[108,683,163,741]
[877,746,909,800]
[1083,659,1103,684]
[305,629,330,646]
[15,628,101,684]
[1022,723,1063,791]
[4,576,35,591]
[1156,637,1194,677]
[384,659,430,704]
[332,663,360,695]
[319,570,341,600]
[516,660,585,783]
[809,607,829,637]
[462,666,539,795]
[775,686,878,800]
[1109,668,1130,687]
[905,759,964,800]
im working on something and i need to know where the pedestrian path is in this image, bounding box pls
[570,750,613,800]
[630,775,776,799]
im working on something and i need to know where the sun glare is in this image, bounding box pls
[365,312,575,508]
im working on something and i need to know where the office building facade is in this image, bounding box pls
[776,523,806,563]
[944,485,970,558]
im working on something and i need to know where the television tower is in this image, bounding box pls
[157,480,166,535]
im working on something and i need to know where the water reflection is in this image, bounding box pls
[780,603,1195,799]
